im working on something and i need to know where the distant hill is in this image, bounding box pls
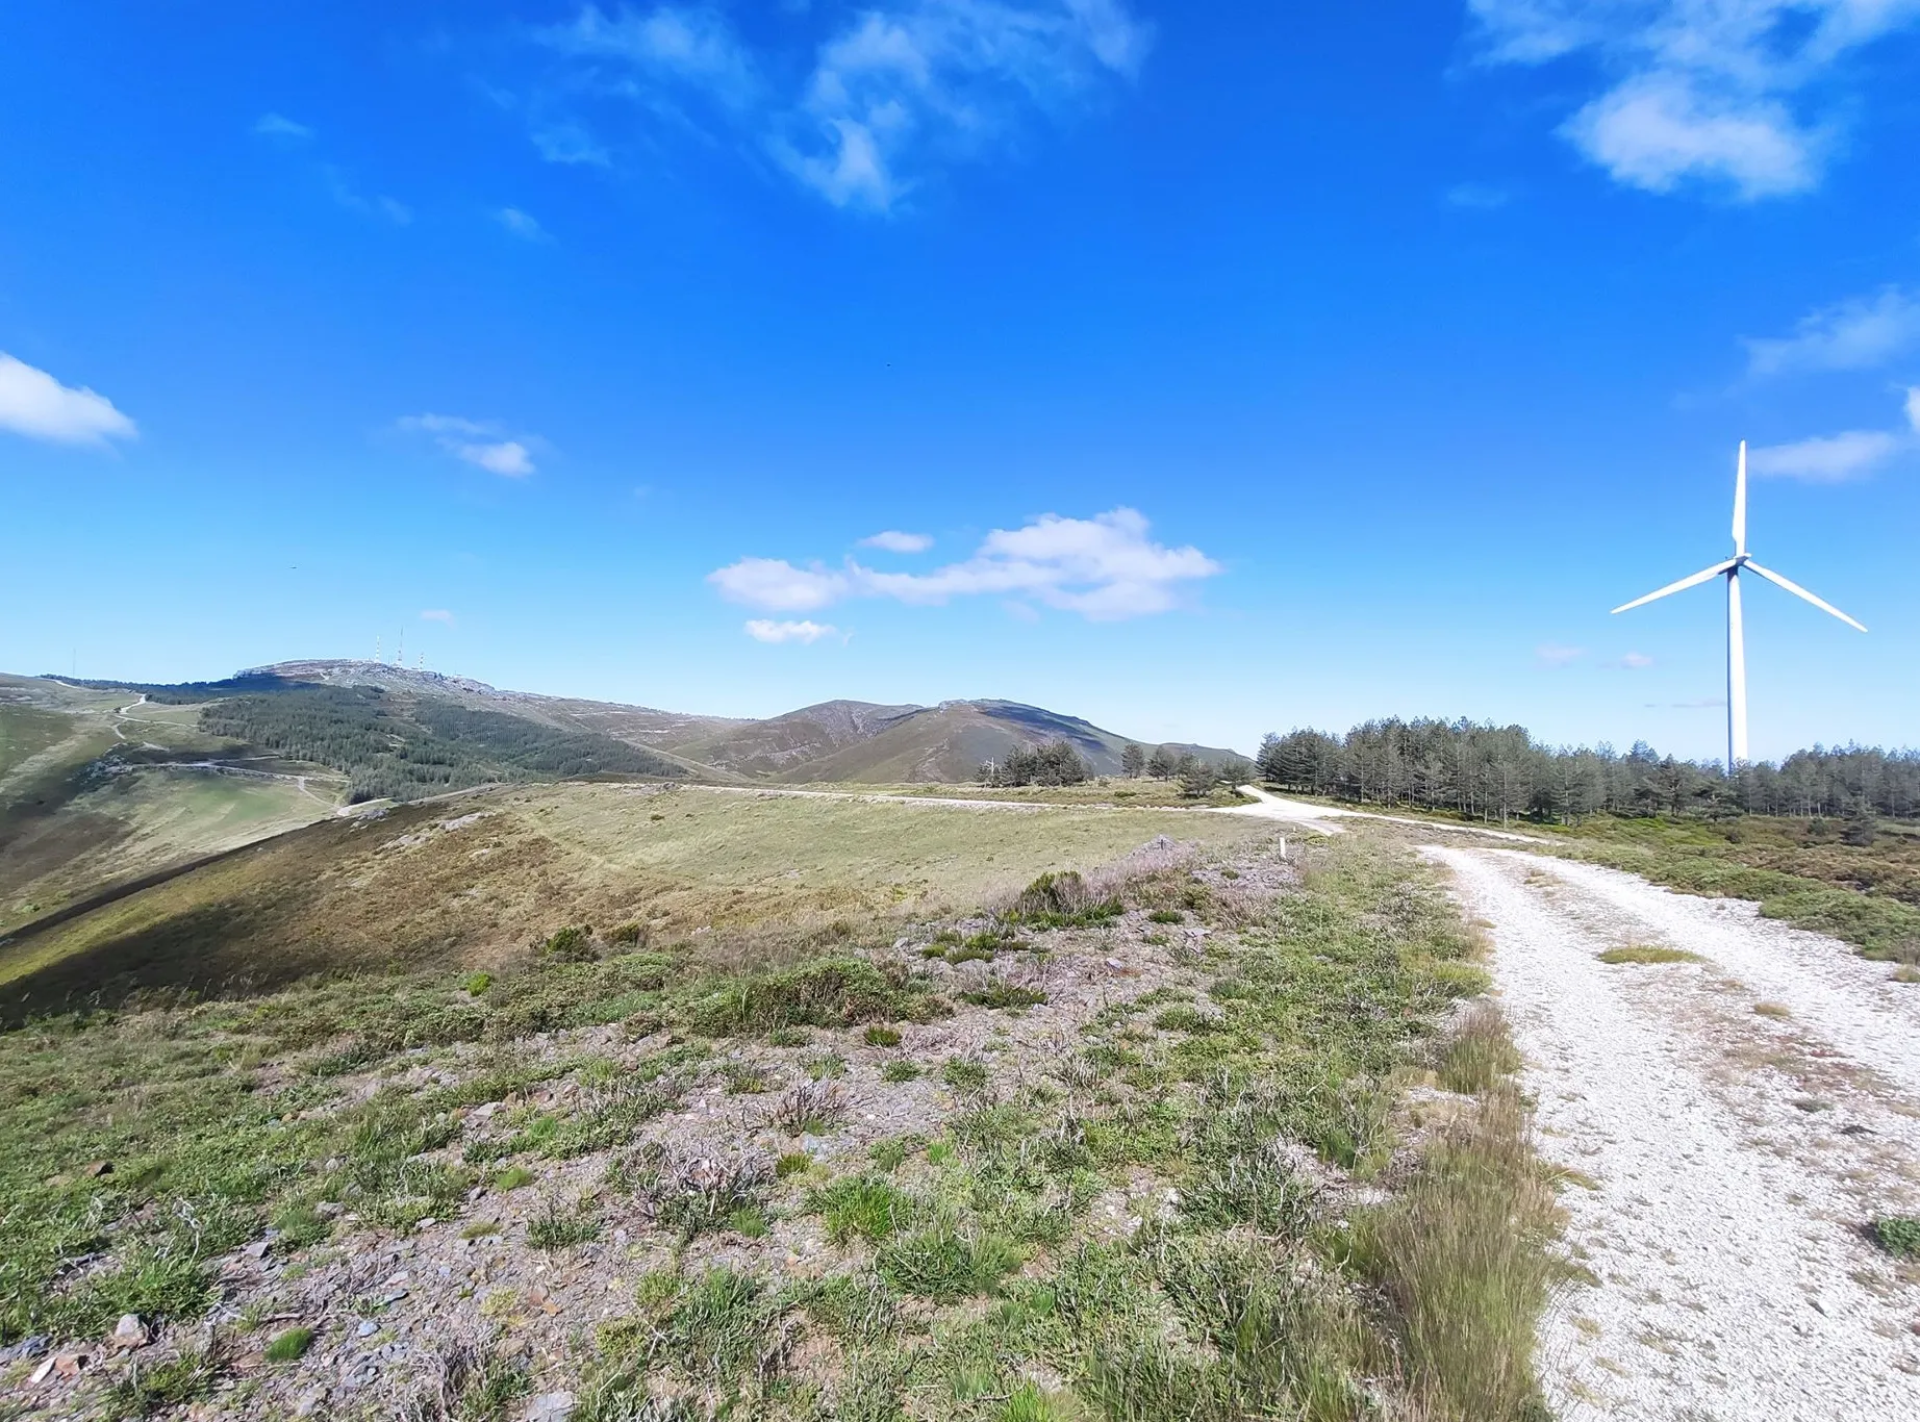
[25,659,1245,793]
[4,660,1244,933]
[228,662,1243,786]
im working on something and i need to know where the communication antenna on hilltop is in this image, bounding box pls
[417,652,425,672]
[1612,440,1866,773]
[375,635,382,665]
[397,629,405,668]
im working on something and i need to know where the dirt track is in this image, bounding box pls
[1429,845,1920,1421]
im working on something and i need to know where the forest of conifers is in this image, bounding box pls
[1255,718,1920,823]
[200,686,678,801]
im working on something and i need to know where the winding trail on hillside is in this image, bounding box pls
[1427,845,1920,1421]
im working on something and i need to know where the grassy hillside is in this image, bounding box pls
[1,680,349,932]
[1541,812,1920,964]
[674,700,926,777]
[0,784,1271,1017]
[0,820,1554,1422]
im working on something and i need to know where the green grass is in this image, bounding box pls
[0,807,1552,1422]
[264,1325,314,1362]
[876,1219,1024,1300]
[1,783,1269,1011]
[99,1340,225,1420]
[527,1199,601,1250]
[811,1175,918,1243]
[1548,813,1920,964]
[1597,944,1705,965]
[941,1056,991,1092]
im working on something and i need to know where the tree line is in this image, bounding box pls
[1255,717,1920,823]
[981,739,1254,795]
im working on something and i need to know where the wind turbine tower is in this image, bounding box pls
[1611,441,1866,773]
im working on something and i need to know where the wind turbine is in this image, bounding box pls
[1611,441,1866,773]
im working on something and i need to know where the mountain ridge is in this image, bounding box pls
[38,659,1247,787]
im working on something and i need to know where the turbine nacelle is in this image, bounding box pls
[1610,440,1865,772]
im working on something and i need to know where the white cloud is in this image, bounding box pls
[325,165,411,224]
[495,207,549,240]
[745,619,840,643]
[531,121,613,166]
[420,609,457,625]
[1748,386,1920,483]
[1535,642,1586,667]
[782,0,1154,210]
[398,414,539,477]
[859,529,933,553]
[0,353,138,446]
[709,558,851,611]
[1745,287,1920,377]
[1562,74,1817,198]
[529,2,1150,212]
[254,112,314,141]
[710,507,1220,622]
[540,4,758,108]
[1467,0,1920,198]
[1749,428,1901,482]
[1618,651,1655,669]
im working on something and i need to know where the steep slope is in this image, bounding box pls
[672,700,925,778]
[788,700,1153,783]
[1,676,344,931]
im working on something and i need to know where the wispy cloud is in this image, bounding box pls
[1749,386,1920,483]
[1745,287,1920,377]
[779,0,1152,209]
[1749,428,1901,482]
[531,121,613,166]
[538,4,759,108]
[1649,697,1727,709]
[859,530,932,553]
[324,165,412,224]
[0,353,137,446]
[420,609,457,625]
[254,112,314,141]
[1617,651,1655,669]
[495,206,550,241]
[1535,642,1586,668]
[1466,1,1920,199]
[1445,182,1510,209]
[398,414,539,477]
[524,1,1151,211]
[744,618,840,644]
[710,507,1219,622]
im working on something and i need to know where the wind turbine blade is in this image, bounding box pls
[1743,560,1868,632]
[1733,441,1747,555]
[1610,560,1737,615]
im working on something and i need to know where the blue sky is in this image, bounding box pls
[4,1,1917,761]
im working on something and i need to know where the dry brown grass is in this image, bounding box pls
[1364,1085,1561,1421]
[0,781,1268,1013]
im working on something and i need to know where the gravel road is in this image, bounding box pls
[1427,845,1920,1422]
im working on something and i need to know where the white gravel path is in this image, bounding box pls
[1426,845,1920,1422]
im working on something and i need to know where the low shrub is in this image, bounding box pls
[1871,1215,1920,1259]
[686,958,944,1036]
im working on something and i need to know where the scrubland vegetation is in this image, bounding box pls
[0,802,1558,1421]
